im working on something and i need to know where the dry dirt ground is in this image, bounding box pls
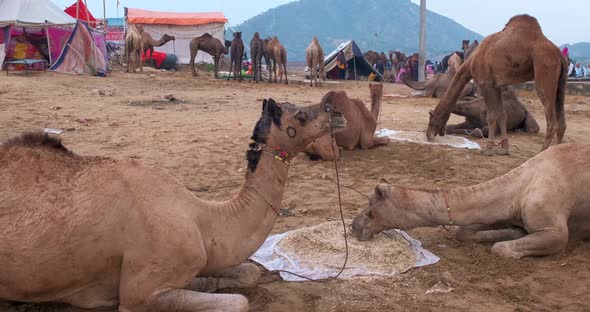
[1,68,590,312]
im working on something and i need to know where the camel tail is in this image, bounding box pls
[401,74,428,90]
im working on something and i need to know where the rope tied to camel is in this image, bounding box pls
[441,191,454,231]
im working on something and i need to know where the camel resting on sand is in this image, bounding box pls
[141,31,175,67]
[0,101,345,310]
[426,14,568,155]
[402,72,476,99]
[446,87,540,138]
[352,143,590,259]
[189,33,229,78]
[305,83,388,160]
[125,24,143,73]
[306,36,326,87]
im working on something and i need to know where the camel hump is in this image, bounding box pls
[201,33,213,38]
[2,132,70,153]
[320,90,348,105]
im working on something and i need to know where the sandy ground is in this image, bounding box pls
[1,67,590,312]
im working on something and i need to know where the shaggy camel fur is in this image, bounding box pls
[306,37,325,87]
[189,33,229,78]
[250,32,264,83]
[228,32,244,81]
[265,37,288,84]
[427,14,568,155]
[125,24,143,73]
[352,143,590,259]
[141,32,175,67]
[446,87,540,138]
[0,102,346,311]
[402,72,476,99]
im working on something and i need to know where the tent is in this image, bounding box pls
[324,40,382,80]
[126,8,227,64]
[50,21,107,76]
[0,0,107,75]
[64,1,97,28]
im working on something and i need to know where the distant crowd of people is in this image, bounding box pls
[563,47,590,79]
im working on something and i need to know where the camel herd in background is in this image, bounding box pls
[2,14,579,311]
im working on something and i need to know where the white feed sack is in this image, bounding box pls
[251,221,439,281]
[376,129,481,150]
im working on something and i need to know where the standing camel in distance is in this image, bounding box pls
[426,14,568,155]
[228,32,245,81]
[189,33,229,78]
[265,37,288,84]
[306,36,325,87]
[262,37,273,82]
[125,24,143,73]
[141,32,175,67]
[250,32,264,83]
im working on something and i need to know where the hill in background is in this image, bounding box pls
[229,0,483,61]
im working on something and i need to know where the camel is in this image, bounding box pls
[305,37,325,87]
[262,37,273,82]
[427,14,568,155]
[446,87,540,138]
[303,84,387,160]
[402,72,476,99]
[228,31,244,81]
[441,51,464,73]
[265,37,288,84]
[189,33,230,78]
[125,24,143,73]
[352,143,590,259]
[0,100,346,311]
[141,32,175,67]
[250,32,264,83]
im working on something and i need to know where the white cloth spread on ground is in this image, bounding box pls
[250,228,439,282]
[376,128,481,150]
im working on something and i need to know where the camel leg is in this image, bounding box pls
[126,50,131,73]
[283,61,288,85]
[213,56,219,79]
[138,50,143,72]
[496,106,509,155]
[491,229,568,259]
[457,226,527,243]
[360,134,390,150]
[188,263,260,293]
[479,85,503,156]
[227,56,233,81]
[273,60,277,83]
[190,50,198,77]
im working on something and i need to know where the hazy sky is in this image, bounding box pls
[52,0,588,45]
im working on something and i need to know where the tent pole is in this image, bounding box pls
[103,0,107,28]
[76,0,80,20]
[418,0,426,82]
[84,0,90,26]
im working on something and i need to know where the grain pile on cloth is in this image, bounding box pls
[376,129,481,150]
[250,221,439,281]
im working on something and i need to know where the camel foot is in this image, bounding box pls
[136,289,248,312]
[491,241,523,259]
[188,263,261,293]
[481,144,495,156]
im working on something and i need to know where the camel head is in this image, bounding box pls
[247,99,346,172]
[233,31,242,39]
[464,40,479,60]
[426,109,448,141]
[352,182,424,241]
[462,40,470,52]
[162,34,175,42]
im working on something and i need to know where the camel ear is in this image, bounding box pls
[261,99,268,113]
[375,184,389,199]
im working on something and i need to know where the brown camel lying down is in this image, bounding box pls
[0,100,346,311]
[446,87,540,138]
[304,83,389,160]
[352,143,590,259]
[402,72,476,99]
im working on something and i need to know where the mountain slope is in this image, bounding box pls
[230,0,483,61]
[561,42,590,63]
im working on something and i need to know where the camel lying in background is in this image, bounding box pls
[352,143,590,259]
[189,33,229,78]
[125,24,143,73]
[402,72,476,99]
[446,87,540,138]
[141,32,175,67]
[0,101,345,311]
[427,14,568,155]
[306,37,325,87]
[304,84,388,160]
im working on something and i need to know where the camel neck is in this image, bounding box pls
[394,177,521,230]
[370,91,382,121]
[197,150,288,274]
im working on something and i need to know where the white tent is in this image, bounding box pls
[126,8,227,64]
[0,0,76,27]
